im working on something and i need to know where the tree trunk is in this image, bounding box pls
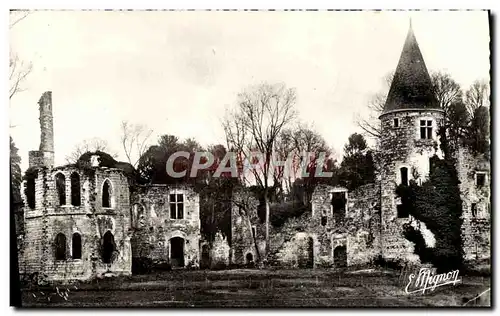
[264,189,270,260]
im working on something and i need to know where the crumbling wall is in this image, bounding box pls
[230,189,263,266]
[455,147,491,263]
[130,184,201,268]
[19,166,132,282]
[231,183,382,268]
[29,91,54,169]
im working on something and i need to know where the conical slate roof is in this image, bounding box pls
[383,24,439,113]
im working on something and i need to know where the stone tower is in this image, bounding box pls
[29,91,55,169]
[378,24,444,261]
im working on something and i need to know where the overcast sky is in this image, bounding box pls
[9,10,490,172]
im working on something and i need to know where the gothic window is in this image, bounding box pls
[169,193,184,219]
[72,233,82,259]
[102,179,112,208]
[393,118,400,128]
[55,173,66,206]
[420,120,433,139]
[55,233,67,260]
[400,167,409,186]
[251,226,256,239]
[102,231,116,264]
[321,209,327,226]
[70,172,81,206]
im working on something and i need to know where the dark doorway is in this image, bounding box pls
[306,237,314,268]
[170,237,185,268]
[102,231,116,264]
[334,245,347,268]
[201,244,210,269]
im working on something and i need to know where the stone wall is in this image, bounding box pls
[130,184,201,268]
[231,184,382,268]
[230,189,263,266]
[378,110,444,262]
[455,147,491,263]
[18,165,132,282]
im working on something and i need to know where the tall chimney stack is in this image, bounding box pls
[38,91,54,153]
[29,91,55,169]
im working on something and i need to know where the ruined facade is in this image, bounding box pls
[130,185,201,269]
[18,93,134,281]
[17,92,202,282]
[230,23,490,269]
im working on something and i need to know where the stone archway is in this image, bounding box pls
[170,237,185,268]
[334,245,347,268]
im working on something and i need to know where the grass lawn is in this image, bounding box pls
[20,268,491,307]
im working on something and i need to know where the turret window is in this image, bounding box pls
[420,120,433,139]
[393,118,400,128]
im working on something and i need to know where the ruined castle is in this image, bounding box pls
[230,24,491,268]
[16,24,490,282]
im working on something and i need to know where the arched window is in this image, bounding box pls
[102,180,112,208]
[72,233,82,259]
[70,172,81,206]
[400,167,409,186]
[55,173,66,206]
[55,233,67,260]
[26,177,36,209]
[102,231,116,263]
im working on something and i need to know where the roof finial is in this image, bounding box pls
[409,16,413,30]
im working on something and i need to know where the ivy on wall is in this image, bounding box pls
[396,128,464,273]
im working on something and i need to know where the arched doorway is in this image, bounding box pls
[102,231,116,264]
[200,244,210,269]
[170,237,185,268]
[306,237,314,268]
[334,245,347,268]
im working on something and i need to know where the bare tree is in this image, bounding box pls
[431,72,463,121]
[356,72,394,139]
[465,80,490,117]
[9,11,33,101]
[275,123,332,199]
[65,138,117,164]
[9,53,32,100]
[222,82,297,260]
[120,121,154,167]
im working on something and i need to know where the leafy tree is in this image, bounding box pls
[136,135,205,185]
[339,133,375,191]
